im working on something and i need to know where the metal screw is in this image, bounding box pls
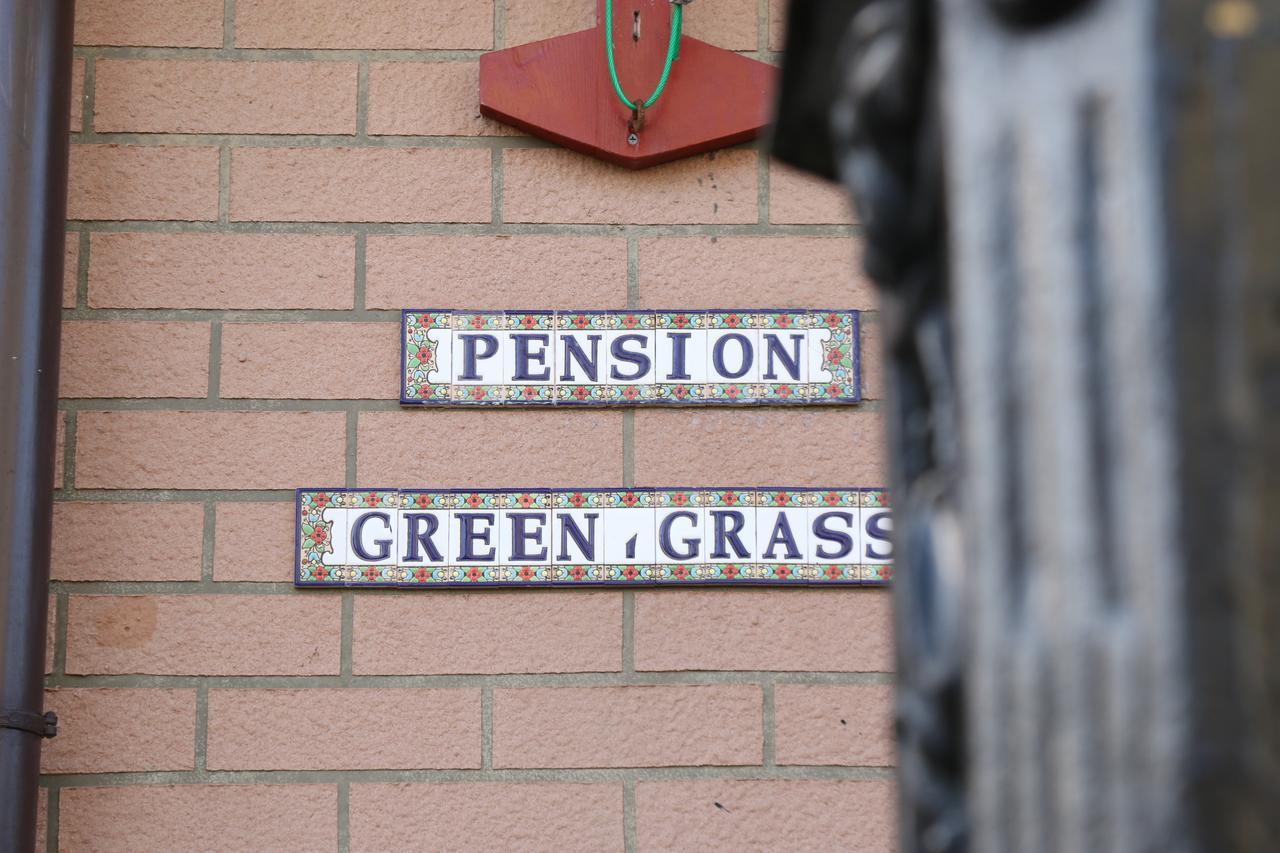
[628,132,639,145]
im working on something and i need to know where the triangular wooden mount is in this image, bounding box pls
[479,0,778,169]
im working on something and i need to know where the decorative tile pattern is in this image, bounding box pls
[401,309,860,406]
[296,487,892,587]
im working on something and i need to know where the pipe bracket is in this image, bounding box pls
[0,709,57,738]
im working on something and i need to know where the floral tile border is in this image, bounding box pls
[401,309,861,407]
[296,487,891,588]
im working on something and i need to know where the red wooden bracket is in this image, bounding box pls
[479,0,778,169]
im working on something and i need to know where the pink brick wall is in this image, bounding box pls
[46,2,892,850]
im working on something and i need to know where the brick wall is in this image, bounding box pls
[44,1,894,850]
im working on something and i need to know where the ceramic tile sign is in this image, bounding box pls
[296,488,891,588]
[401,310,860,406]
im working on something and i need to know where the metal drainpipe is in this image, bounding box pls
[0,0,76,849]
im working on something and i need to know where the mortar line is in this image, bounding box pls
[353,232,368,312]
[223,0,236,50]
[74,46,493,61]
[39,764,896,789]
[491,148,504,224]
[207,320,223,400]
[340,593,355,678]
[74,230,90,309]
[63,218,860,238]
[42,670,895,690]
[757,0,770,54]
[194,683,210,774]
[346,409,359,487]
[61,409,77,493]
[762,678,776,767]
[45,786,59,853]
[218,146,231,224]
[494,0,507,49]
[355,61,370,138]
[201,502,217,585]
[53,592,69,676]
[623,779,637,853]
[481,685,493,770]
[758,144,771,226]
[337,781,351,853]
[81,55,97,135]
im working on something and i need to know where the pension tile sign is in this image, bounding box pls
[401,309,860,406]
[296,488,891,587]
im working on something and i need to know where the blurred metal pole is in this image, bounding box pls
[0,0,75,849]
[774,0,1279,849]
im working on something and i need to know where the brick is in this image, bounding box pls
[220,322,399,399]
[769,0,788,50]
[492,685,761,768]
[769,161,855,224]
[54,412,65,489]
[66,595,341,675]
[68,145,219,221]
[89,232,355,309]
[354,592,622,674]
[75,0,224,47]
[52,502,204,582]
[638,236,873,309]
[636,779,896,851]
[59,785,338,853]
[369,62,518,137]
[505,0,595,44]
[41,688,196,773]
[503,149,757,224]
[505,0,756,49]
[64,234,79,308]
[59,321,210,398]
[207,689,481,770]
[775,683,896,766]
[236,0,492,49]
[214,502,296,582]
[231,147,491,223]
[70,57,85,131]
[350,783,624,853]
[365,235,627,309]
[95,60,358,135]
[635,589,894,672]
[75,411,345,489]
[635,409,886,486]
[357,410,622,488]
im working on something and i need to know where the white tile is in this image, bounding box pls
[707,328,762,384]
[807,326,835,386]
[555,329,608,385]
[655,506,708,564]
[756,506,808,564]
[760,329,809,384]
[603,505,656,565]
[705,504,756,563]
[500,507,554,565]
[604,329,658,385]
[504,330,556,386]
[397,505,451,567]
[552,508,605,565]
[451,325,506,385]
[346,507,398,566]
[807,506,860,563]
[860,506,893,564]
[655,327,709,384]
[451,508,501,564]
[424,327,453,387]
[319,506,350,566]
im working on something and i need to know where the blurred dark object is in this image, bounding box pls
[0,0,74,849]
[773,0,1280,851]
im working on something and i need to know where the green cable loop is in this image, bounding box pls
[605,0,683,111]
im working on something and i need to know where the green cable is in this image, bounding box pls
[605,0,683,111]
